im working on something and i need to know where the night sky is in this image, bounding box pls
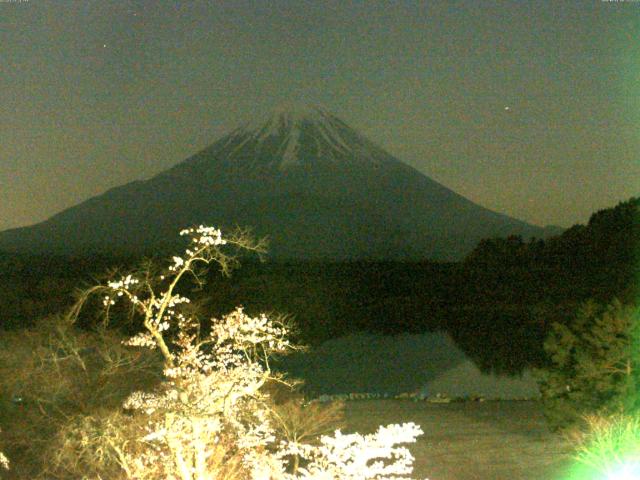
[1,0,638,232]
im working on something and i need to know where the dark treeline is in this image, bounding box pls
[0,197,637,376]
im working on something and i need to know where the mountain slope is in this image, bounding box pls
[0,104,554,260]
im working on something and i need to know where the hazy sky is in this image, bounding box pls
[1,0,638,231]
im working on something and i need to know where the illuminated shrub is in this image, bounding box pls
[566,412,640,479]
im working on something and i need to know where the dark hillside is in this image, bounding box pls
[1,197,636,375]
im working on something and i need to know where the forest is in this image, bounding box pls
[1,197,637,376]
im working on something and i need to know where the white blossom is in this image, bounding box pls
[123,332,157,349]
[94,226,427,480]
[0,428,8,472]
[280,423,425,479]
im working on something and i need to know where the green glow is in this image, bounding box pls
[560,459,640,480]
[604,462,640,480]
[558,412,640,480]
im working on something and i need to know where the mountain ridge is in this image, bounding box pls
[0,104,559,260]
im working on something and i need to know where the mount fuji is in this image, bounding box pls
[0,103,556,260]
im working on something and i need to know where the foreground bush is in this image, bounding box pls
[565,412,640,478]
[0,315,163,479]
[534,299,640,431]
[64,226,427,479]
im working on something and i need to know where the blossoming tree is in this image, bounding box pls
[0,430,8,477]
[70,225,427,479]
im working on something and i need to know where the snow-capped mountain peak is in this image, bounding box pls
[232,102,382,168]
[241,101,330,136]
[0,103,552,261]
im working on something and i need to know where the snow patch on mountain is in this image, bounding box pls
[281,121,302,167]
[240,102,327,139]
[314,118,352,156]
[235,102,385,169]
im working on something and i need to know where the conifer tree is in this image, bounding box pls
[535,299,640,431]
